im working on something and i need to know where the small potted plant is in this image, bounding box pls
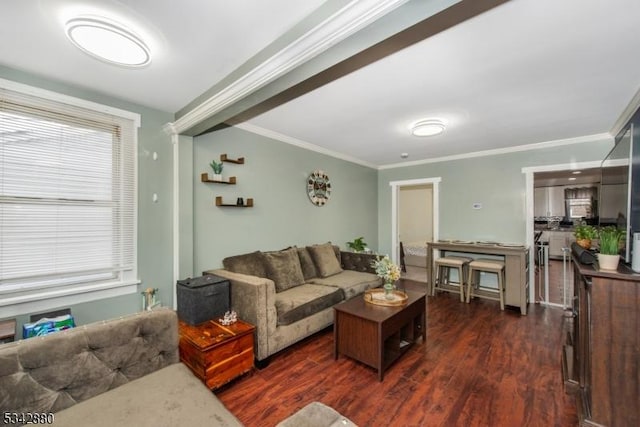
[597,226,625,271]
[346,237,367,253]
[209,160,223,181]
[574,224,597,250]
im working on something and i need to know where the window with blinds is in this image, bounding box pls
[0,83,138,309]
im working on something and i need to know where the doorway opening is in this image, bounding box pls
[523,161,601,308]
[390,177,441,286]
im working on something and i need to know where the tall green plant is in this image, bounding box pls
[598,226,625,255]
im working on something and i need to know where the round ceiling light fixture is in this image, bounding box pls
[410,119,446,137]
[65,17,151,67]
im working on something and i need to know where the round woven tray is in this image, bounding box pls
[364,289,408,306]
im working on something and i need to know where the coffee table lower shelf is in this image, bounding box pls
[333,289,426,381]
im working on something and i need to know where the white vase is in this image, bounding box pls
[213,173,223,181]
[597,253,620,271]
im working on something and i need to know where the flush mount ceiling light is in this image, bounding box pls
[65,17,150,67]
[410,119,446,137]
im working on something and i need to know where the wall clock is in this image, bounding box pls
[307,170,331,206]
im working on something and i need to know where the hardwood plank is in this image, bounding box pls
[216,292,577,426]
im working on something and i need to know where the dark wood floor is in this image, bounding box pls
[217,283,577,427]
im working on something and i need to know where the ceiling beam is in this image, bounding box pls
[226,0,512,129]
[175,0,511,137]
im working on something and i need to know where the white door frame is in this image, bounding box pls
[389,177,441,265]
[522,160,602,304]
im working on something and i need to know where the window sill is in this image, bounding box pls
[0,280,140,318]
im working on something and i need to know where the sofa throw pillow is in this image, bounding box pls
[222,251,267,278]
[307,243,343,278]
[296,247,319,280]
[263,247,306,292]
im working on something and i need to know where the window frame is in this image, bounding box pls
[0,78,140,317]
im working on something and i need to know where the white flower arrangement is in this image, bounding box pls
[372,255,401,283]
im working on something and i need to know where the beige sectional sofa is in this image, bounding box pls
[206,243,382,362]
[0,309,242,427]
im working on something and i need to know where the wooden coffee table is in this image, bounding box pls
[333,284,426,381]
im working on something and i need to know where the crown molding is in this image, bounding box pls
[379,132,613,170]
[235,123,378,169]
[167,0,409,135]
[610,85,640,137]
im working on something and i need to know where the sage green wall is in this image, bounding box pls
[377,139,614,256]
[192,127,378,274]
[0,65,174,331]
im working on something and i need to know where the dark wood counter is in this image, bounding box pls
[564,256,640,427]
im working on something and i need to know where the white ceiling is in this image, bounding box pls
[2,0,640,168]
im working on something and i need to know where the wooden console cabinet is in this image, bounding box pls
[563,256,640,426]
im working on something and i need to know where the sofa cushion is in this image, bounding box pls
[53,363,242,427]
[274,284,344,326]
[310,270,382,300]
[263,247,306,292]
[307,243,343,278]
[296,247,319,280]
[222,251,267,278]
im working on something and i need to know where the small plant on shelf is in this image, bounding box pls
[346,237,367,252]
[209,160,224,180]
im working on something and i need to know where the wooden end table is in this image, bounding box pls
[333,287,426,381]
[179,318,255,390]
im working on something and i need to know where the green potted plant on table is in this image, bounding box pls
[346,237,367,253]
[597,226,625,271]
[574,224,597,250]
[209,159,224,181]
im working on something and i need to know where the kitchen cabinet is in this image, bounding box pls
[534,186,565,217]
[534,188,548,217]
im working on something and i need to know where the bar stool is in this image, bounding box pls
[466,258,506,310]
[432,256,473,301]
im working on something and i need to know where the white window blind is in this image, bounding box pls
[0,85,138,307]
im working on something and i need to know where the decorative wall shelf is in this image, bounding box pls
[216,197,253,207]
[220,154,245,164]
[201,173,236,184]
